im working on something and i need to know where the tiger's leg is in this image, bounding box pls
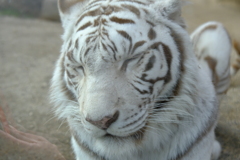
[181,128,221,160]
[71,136,89,160]
[71,136,99,160]
[190,21,232,100]
[211,139,221,160]
[189,22,229,160]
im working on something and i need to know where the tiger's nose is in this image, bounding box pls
[86,111,119,130]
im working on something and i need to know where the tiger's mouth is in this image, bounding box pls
[103,126,147,141]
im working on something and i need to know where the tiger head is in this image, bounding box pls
[51,0,191,141]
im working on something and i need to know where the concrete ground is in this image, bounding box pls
[0,0,239,159]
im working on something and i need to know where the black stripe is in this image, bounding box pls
[85,36,92,44]
[118,0,146,5]
[131,83,149,94]
[107,44,117,60]
[84,48,91,57]
[102,5,123,15]
[144,55,156,72]
[93,17,100,26]
[142,8,150,15]
[146,20,155,26]
[102,43,108,51]
[117,30,132,54]
[76,8,101,25]
[131,40,146,54]
[68,40,72,50]
[103,32,118,53]
[121,58,131,71]
[66,70,76,79]
[164,26,186,98]
[87,0,105,8]
[168,27,185,73]
[78,22,92,31]
[60,56,77,102]
[110,16,135,24]
[120,112,145,129]
[121,4,141,17]
[66,51,76,63]
[133,80,144,85]
[148,28,157,40]
[117,30,132,41]
[111,40,118,52]
[161,43,172,84]
[140,73,165,84]
[67,78,74,87]
[75,39,79,49]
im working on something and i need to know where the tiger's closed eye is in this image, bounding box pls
[74,66,85,75]
[121,54,142,71]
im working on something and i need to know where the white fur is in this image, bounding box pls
[191,21,232,99]
[50,0,225,160]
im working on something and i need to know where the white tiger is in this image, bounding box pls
[50,0,237,159]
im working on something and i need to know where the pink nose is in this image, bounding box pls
[86,111,119,130]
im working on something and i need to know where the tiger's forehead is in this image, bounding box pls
[76,0,149,26]
[79,0,150,17]
[68,1,163,64]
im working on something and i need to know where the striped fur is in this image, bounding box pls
[50,0,224,160]
[191,21,240,100]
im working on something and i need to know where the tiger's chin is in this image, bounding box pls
[104,128,145,140]
[84,129,145,140]
[83,123,146,141]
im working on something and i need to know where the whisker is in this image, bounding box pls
[151,108,194,117]
[44,116,57,126]
[57,119,67,131]
[145,125,170,136]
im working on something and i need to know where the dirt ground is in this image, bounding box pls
[0,0,239,159]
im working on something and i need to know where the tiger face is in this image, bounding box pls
[51,1,222,159]
[59,1,183,139]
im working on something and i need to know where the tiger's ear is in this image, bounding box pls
[151,0,185,28]
[58,0,86,25]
